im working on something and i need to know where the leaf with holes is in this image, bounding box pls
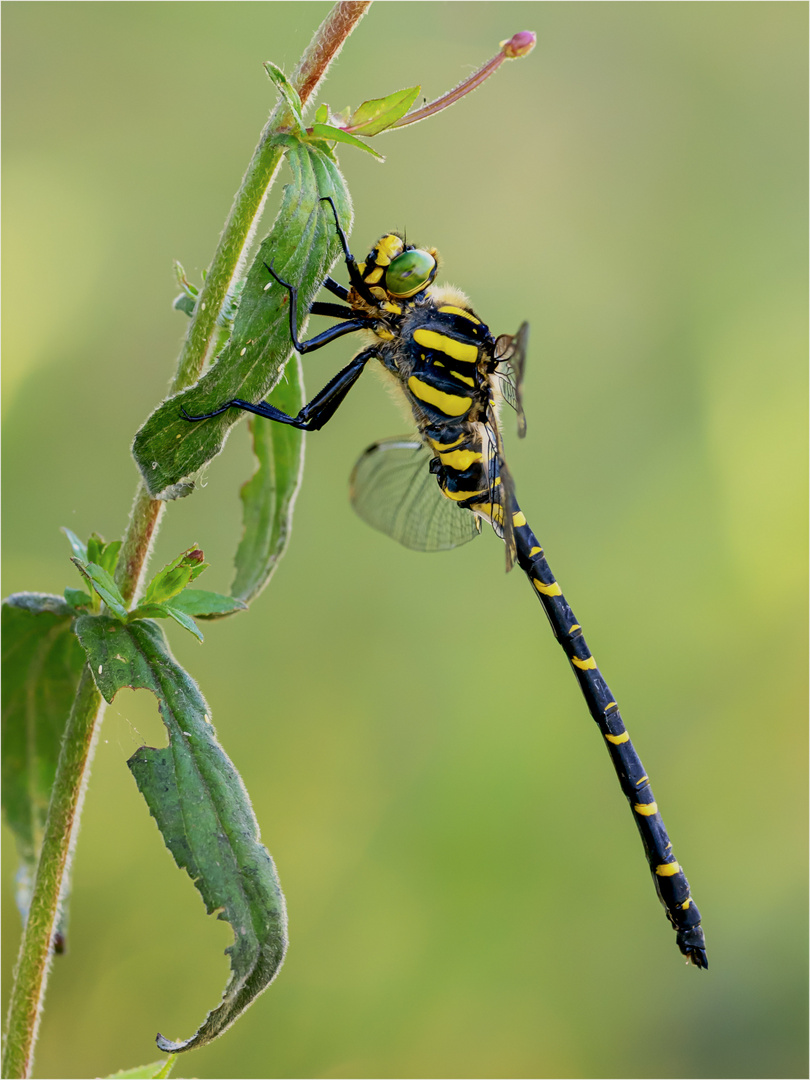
[74,615,287,1053]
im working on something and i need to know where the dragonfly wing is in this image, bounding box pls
[494,321,529,438]
[349,437,481,552]
[482,415,518,571]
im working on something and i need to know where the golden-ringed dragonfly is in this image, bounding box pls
[183,197,708,970]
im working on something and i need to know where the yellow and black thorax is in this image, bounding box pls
[347,231,506,509]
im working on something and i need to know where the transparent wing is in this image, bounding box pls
[493,321,529,438]
[482,415,518,572]
[349,438,482,552]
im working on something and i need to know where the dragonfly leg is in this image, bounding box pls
[182,347,378,430]
[322,275,349,301]
[309,300,357,320]
[264,261,371,353]
[319,195,377,305]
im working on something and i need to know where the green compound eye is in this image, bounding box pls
[385,248,436,298]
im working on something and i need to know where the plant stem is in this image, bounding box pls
[116,484,165,608]
[2,669,105,1079]
[2,5,370,1075]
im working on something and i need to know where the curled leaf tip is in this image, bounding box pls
[501,31,536,59]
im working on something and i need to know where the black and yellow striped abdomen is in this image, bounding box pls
[510,514,707,966]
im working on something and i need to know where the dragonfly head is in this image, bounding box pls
[359,234,439,302]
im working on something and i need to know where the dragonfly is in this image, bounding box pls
[183,197,708,969]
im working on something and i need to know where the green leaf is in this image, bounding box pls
[231,354,305,604]
[127,602,206,643]
[143,547,207,607]
[1,595,86,941]
[169,590,248,619]
[308,123,384,161]
[345,86,421,136]
[71,559,129,620]
[131,583,246,634]
[132,137,352,498]
[87,534,103,565]
[61,527,87,563]
[64,588,92,611]
[163,604,204,642]
[174,264,244,329]
[97,539,123,577]
[105,1055,176,1079]
[314,103,328,124]
[262,61,305,134]
[73,616,288,1054]
[173,293,196,317]
[128,603,170,621]
[173,260,198,298]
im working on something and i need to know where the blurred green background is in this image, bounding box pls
[3,3,807,1078]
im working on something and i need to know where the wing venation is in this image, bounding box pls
[349,437,481,552]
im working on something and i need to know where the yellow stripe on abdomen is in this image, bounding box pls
[439,448,483,471]
[571,656,597,671]
[533,579,562,597]
[655,862,681,877]
[407,376,471,417]
[413,329,478,364]
[428,433,466,452]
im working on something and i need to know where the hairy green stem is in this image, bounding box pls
[2,5,370,1075]
[2,669,105,1079]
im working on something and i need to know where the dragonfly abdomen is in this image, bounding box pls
[511,514,708,968]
